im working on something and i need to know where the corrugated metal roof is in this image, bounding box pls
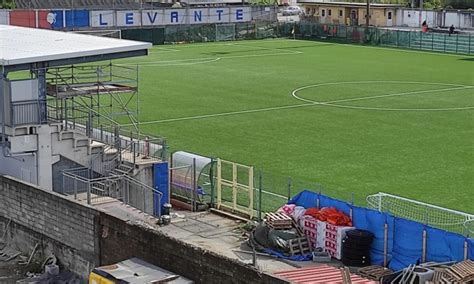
[274,265,378,284]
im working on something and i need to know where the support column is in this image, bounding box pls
[33,65,47,124]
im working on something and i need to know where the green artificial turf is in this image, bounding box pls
[115,39,474,213]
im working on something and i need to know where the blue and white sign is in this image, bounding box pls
[92,7,252,27]
[188,9,210,24]
[163,9,186,25]
[142,10,164,26]
[230,7,251,22]
[208,8,230,23]
[91,10,115,27]
[116,10,141,27]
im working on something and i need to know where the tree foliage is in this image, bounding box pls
[0,0,15,9]
[442,0,473,9]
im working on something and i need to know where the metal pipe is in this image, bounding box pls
[422,229,427,263]
[143,186,146,213]
[258,171,262,222]
[87,181,91,205]
[193,157,197,212]
[209,158,215,208]
[74,178,77,200]
[287,177,292,202]
[384,223,388,267]
[464,240,468,260]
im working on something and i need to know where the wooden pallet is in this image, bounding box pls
[288,237,313,256]
[426,268,456,284]
[444,260,474,283]
[265,212,293,230]
[358,265,393,281]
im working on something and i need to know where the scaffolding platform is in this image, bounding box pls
[47,82,137,98]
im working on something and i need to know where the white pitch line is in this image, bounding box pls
[227,42,304,54]
[150,47,181,52]
[124,103,315,126]
[119,51,303,67]
[292,81,472,104]
[324,86,474,104]
[132,81,474,126]
[283,38,473,58]
[149,57,217,63]
[319,103,474,111]
[126,57,222,67]
[119,40,309,67]
[291,81,474,111]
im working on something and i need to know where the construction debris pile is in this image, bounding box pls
[247,204,376,263]
[247,201,474,284]
[378,260,474,283]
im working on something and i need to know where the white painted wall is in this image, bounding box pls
[397,9,473,28]
[445,12,459,27]
[0,10,9,25]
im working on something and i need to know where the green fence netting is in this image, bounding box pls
[121,23,473,55]
[279,22,473,55]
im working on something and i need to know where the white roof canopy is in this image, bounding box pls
[0,25,151,68]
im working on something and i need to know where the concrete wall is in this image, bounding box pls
[52,156,83,194]
[0,216,92,278]
[0,175,289,283]
[99,213,288,284]
[0,152,37,184]
[0,175,100,278]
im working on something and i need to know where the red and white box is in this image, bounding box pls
[299,216,326,249]
[324,223,354,259]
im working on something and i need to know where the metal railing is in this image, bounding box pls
[7,100,45,127]
[45,64,138,95]
[62,168,162,217]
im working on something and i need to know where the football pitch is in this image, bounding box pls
[116,39,474,213]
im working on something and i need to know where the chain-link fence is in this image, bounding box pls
[279,22,474,55]
[163,22,279,43]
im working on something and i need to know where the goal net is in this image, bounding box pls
[69,29,122,39]
[367,192,474,235]
[215,24,236,41]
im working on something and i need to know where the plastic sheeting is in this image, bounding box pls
[352,206,394,266]
[390,218,423,270]
[470,238,474,260]
[288,190,351,216]
[426,227,465,262]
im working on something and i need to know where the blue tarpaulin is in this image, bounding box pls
[288,190,319,208]
[469,238,474,260]
[352,206,394,266]
[287,190,472,269]
[426,227,466,262]
[389,218,424,270]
